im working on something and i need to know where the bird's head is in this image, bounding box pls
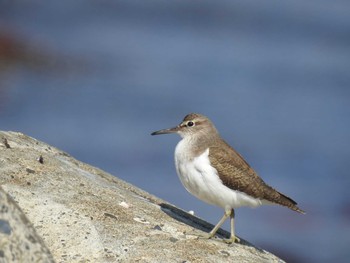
[151,113,218,139]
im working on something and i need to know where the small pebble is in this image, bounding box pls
[220,250,230,256]
[26,168,35,174]
[133,217,150,224]
[2,138,11,148]
[104,213,118,220]
[119,201,130,209]
[37,155,44,164]
[169,237,178,243]
[153,225,162,231]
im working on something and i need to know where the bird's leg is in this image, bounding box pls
[224,209,240,244]
[196,209,230,240]
[191,209,239,243]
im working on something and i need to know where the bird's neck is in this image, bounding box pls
[177,133,220,160]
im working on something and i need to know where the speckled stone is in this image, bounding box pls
[0,186,54,263]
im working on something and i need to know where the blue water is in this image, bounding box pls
[1,1,350,262]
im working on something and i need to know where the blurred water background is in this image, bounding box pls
[1,1,349,262]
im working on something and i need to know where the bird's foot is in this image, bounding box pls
[186,229,240,244]
[186,230,219,239]
[185,230,215,240]
[197,232,215,240]
[223,235,240,244]
[198,233,240,244]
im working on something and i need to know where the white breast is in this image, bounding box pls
[174,138,265,211]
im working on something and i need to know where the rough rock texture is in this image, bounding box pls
[0,131,285,263]
[0,186,54,263]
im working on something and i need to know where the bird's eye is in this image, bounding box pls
[187,121,194,127]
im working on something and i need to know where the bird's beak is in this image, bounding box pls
[151,126,179,136]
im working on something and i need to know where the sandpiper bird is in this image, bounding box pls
[151,113,304,243]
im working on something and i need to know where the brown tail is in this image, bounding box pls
[278,191,305,214]
[262,182,305,214]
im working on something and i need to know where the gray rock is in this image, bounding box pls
[0,131,285,263]
[0,186,54,263]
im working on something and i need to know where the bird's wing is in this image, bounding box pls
[208,140,304,213]
[208,142,269,199]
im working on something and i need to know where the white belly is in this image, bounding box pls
[174,139,265,211]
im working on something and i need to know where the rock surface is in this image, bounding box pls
[0,131,284,262]
[0,186,54,263]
